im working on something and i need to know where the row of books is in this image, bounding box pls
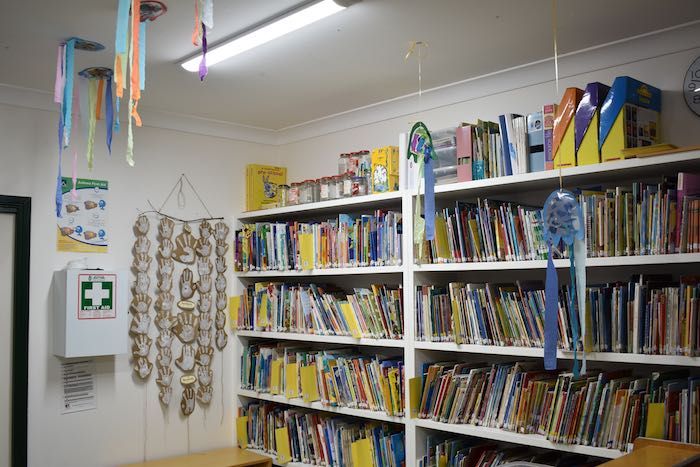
[240,345,405,416]
[234,211,402,272]
[416,275,700,357]
[237,282,404,339]
[422,173,700,264]
[240,402,405,466]
[418,436,597,467]
[414,362,700,450]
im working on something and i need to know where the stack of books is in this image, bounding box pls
[240,345,404,416]
[415,276,700,357]
[234,211,402,271]
[240,402,405,466]
[414,362,700,450]
[418,436,594,467]
[237,282,404,339]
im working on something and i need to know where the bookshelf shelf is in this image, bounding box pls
[430,150,700,199]
[235,330,405,348]
[246,448,310,467]
[413,253,700,272]
[237,388,406,424]
[237,190,403,222]
[414,341,700,367]
[413,419,624,459]
[235,265,404,278]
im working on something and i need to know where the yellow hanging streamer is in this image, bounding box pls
[87,80,98,170]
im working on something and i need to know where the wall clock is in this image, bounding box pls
[683,56,700,117]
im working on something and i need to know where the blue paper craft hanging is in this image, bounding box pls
[542,188,587,376]
[407,122,436,256]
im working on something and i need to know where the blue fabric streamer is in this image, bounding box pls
[56,112,64,218]
[62,39,75,148]
[544,243,558,370]
[114,97,121,133]
[105,77,113,153]
[139,22,147,90]
[568,244,580,377]
[424,156,435,241]
[115,0,130,54]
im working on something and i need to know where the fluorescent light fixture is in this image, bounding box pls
[181,0,345,71]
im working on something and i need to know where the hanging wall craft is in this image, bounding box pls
[53,37,104,217]
[78,67,114,170]
[191,0,214,81]
[407,122,436,262]
[129,174,229,416]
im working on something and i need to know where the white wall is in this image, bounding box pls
[279,23,700,181]
[0,103,278,467]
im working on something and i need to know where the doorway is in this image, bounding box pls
[0,196,30,467]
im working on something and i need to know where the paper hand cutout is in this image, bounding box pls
[197,365,213,387]
[179,268,196,299]
[157,272,173,293]
[134,357,153,379]
[158,257,175,277]
[158,217,174,239]
[156,365,173,387]
[215,256,227,274]
[216,292,227,311]
[196,237,212,257]
[197,385,213,405]
[215,238,229,257]
[180,386,195,416]
[214,221,229,242]
[135,215,150,235]
[156,347,172,368]
[130,293,152,314]
[157,328,174,348]
[133,253,152,273]
[155,292,174,312]
[197,274,212,294]
[174,311,198,343]
[158,238,174,259]
[215,328,227,350]
[215,311,226,330]
[199,311,213,330]
[159,385,172,405]
[197,328,212,348]
[198,293,212,313]
[134,236,151,255]
[215,273,226,293]
[197,257,212,277]
[133,272,150,294]
[196,345,213,366]
[199,220,213,241]
[129,312,151,335]
[173,223,197,264]
[176,344,196,372]
[132,334,152,358]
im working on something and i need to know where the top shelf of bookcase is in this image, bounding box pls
[429,150,700,200]
[237,191,403,222]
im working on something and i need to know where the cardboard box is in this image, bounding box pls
[599,76,661,162]
[552,87,584,169]
[575,82,611,166]
[371,146,399,192]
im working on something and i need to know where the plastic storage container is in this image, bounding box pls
[278,184,289,207]
[319,177,331,201]
[338,153,350,175]
[288,182,300,205]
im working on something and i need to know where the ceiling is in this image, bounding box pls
[1,0,700,130]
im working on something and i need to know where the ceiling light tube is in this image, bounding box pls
[181,0,346,71]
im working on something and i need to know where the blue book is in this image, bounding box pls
[390,433,405,466]
[498,114,514,176]
[527,111,545,172]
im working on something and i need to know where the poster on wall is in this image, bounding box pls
[57,178,109,253]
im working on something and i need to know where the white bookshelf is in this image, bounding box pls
[233,148,700,465]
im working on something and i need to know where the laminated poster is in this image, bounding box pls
[57,177,108,253]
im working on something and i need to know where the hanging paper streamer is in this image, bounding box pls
[105,76,114,153]
[71,152,78,201]
[199,22,208,81]
[79,67,114,169]
[139,21,147,90]
[56,112,64,217]
[62,39,76,148]
[87,79,98,170]
[407,122,436,251]
[192,0,213,81]
[542,189,585,374]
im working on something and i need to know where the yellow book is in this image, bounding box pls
[438,455,447,467]
[351,438,375,467]
[257,294,269,328]
[645,402,665,439]
[299,233,315,270]
[434,216,450,261]
[409,377,423,418]
[270,359,282,395]
[340,302,362,338]
[236,416,248,448]
[300,364,320,402]
[371,146,399,193]
[246,164,287,211]
[285,362,299,399]
[229,295,241,330]
[275,427,292,464]
[388,368,400,416]
[451,299,462,344]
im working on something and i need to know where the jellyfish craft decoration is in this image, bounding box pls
[407,122,436,258]
[78,67,114,170]
[191,0,214,81]
[542,189,587,376]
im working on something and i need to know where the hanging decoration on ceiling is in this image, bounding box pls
[407,122,436,260]
[542,0,587,377]
[53,37,104,217]
[130,174,229,417]
[78,67,114,169]
[113,0,167,166]
[192,0,214,81]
